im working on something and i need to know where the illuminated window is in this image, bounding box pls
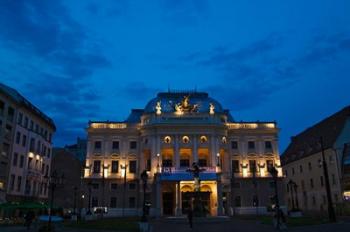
[200,136,207,143]
[164,136,172,144]
[182,136,190,144]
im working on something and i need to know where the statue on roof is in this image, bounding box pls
[209,103,215,115]
[155,101,162,115]
[174,95,199,114]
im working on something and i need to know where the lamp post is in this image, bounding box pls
[156,153,160,173]
[268,166,280,230]
[141,170,148,222]
[320,137,336,222]
[45,170,64,232]
[120,164,128,217]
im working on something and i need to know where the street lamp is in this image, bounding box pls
[141,170,148,222]
[120,164,128,217]
[45,170,64,232]
[268,166,280,230]
[156,153,160,173]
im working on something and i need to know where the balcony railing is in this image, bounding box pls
[160,166,216,174]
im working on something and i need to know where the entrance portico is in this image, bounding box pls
[155,168,222,216]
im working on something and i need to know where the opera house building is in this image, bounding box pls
[83,91,284,217]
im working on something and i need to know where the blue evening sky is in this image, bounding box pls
[0,0,349,153]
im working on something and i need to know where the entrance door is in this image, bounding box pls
[182,191,211,215]
[162,192,174,215]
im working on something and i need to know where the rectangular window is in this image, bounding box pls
[22,135,27,147]
[30,120,33,130]
[320,176,324,187]
[232,160,240,173]
[130,141,137,150]
[28,157,33,169]
[146,159,151,171]
[30,138,35,152]
[24,117,28,128]
[299,165,303,173]
[198,159,207,167]
[129,197,136,208]
[0,100,4,115]
[332,174,336,185]
[7,107,15,122]
[17,176,22,192]
[266,160,274,170]
[10,174,15,191]
[248,141,255,149]
[265,141,272,149]
[231,141,238,149]
[111,160,119,173]
[163,159,173,167]
[112,141,119,150]
[129,183,136,190]
[180,159,190,168]
[37,140,41,154]
[16,132,21,144]
[18,113,23,125]
[249,160,256,173]
[292,168,295,175]
[93,160,101,173]
[35,124,39,133]
[94,141,102,150]
[110,197,117,208]
[235,196,241,207]
[129,160,137,173]
[310,178,314,188]
[111,183,118,190]
[19,155,24,168]
[92,197,98,207]
[308,162,312,171]
[13,152,18,166]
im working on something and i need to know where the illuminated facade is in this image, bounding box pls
[83,91,284,216]
[0,83,55,203]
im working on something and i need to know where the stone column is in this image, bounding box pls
[217,174,223,216]
[193,135,198,163]
[211,135,217,166]
[175,182,182,216]
[175,135,180,169]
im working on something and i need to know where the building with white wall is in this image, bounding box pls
[83,91,284,217]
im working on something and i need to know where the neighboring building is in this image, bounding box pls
[64,137,87,162]
[83,91,284,217]
[0,83,56,203]
[281,106,350,214]
[51,148,83,212]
